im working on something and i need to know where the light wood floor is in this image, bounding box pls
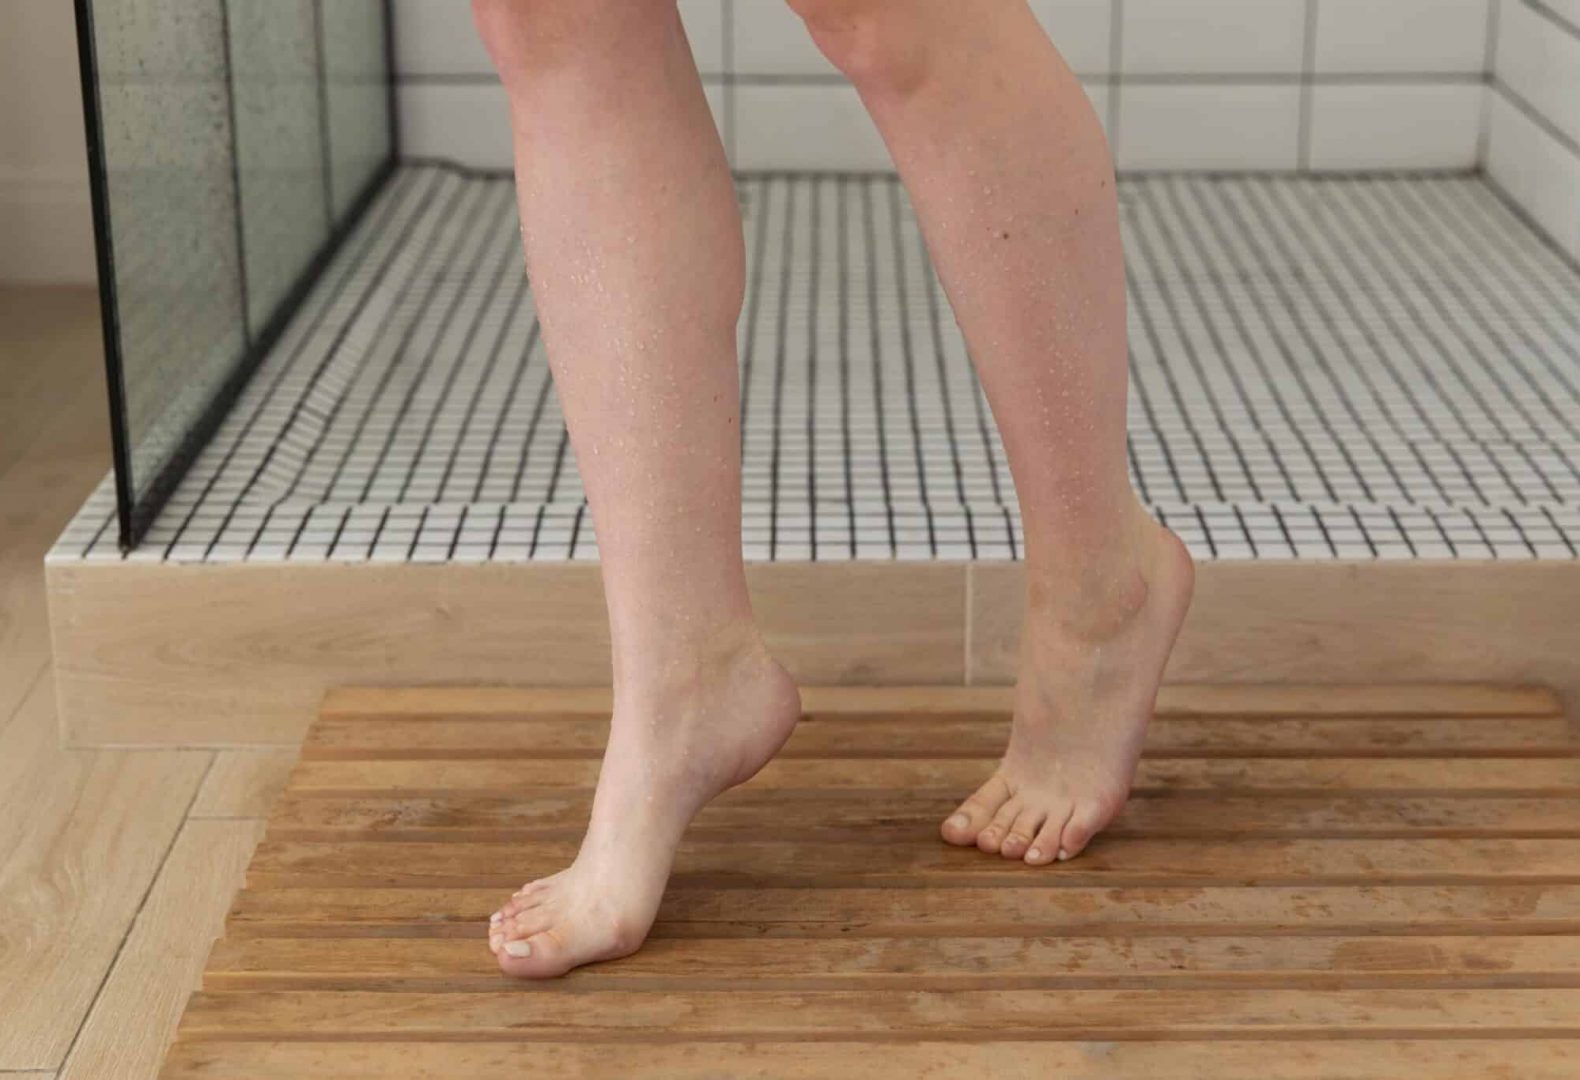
[0,287,296,1077]
[159,683,1580,1078]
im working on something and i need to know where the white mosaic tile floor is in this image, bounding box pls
[50,165,1580,564]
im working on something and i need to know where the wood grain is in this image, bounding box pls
[200,934,1580,991]
[241,836,1580,889]
[301,715,1578,759]
[0,674,209,1069]
[53,559,1580,747]
[190,751,298,819]
[158,1039,1580,1080]
[222,882,1580,938]
[970,561,1580,710]
[53,562,968,745]
[319,682,1561,719]
[57,820,264,1080]
[173,987,1580,1039]
[159,684,1580,1077]
[285,754,1580,794]
[264,791,1580,841]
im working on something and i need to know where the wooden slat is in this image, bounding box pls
[284,755,1580,794]
[319,683,1563,720]
[173,987,1580,1040]
[264,791,1580,840]
[158,1039,1580,1080]
[242,837,1580,889]
[200,934,1580,992]
[223,883,1580,939]
[161,683,1580,1076]
[301,714,1580,759]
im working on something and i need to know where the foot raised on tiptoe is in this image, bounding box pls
[942,515,1194,864]
[487,629,800,977]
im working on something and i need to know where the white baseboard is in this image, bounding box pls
[0,169,96,285]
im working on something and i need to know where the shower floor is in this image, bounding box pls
[50,164,1580,565]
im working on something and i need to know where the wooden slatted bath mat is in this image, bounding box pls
[161,684,1580,1078]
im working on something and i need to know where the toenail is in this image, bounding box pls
[504,940,533,958]
[1027,847,1042,861]
[489,911,502,924]
[949,814,969,829]
[1057,848,1070,861]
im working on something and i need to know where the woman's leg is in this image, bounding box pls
[789,0,1194,864]
[474,0,800,977]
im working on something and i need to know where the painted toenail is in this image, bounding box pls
[1027,847,1042,861]
[504,940,533,958]
[1057,848,1070,861]
[949,814,969,829]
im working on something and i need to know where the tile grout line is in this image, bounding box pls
[1297,0,1320,172]
[1478,0,1504,167]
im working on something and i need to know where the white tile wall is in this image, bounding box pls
[397,81,727,171]
[1495,0,1580,146]
[1308,84,1483,171]
[1314,0,1489,74]
[1030,0,1113,75]
[1118,85,1302,171]
[391,0,1535,178]
[730,1,833,78]
[733,83,888,171]
[393,0,725,75]
[1487,0,1580,260]
[1120,0,1306,75]
[1487,95,1580,256]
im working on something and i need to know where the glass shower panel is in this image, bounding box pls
[321,0,394,222]
[229,0,330,333]
[75,0,396,548]
[84,0,247,523]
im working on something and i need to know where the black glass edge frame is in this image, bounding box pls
[72,0,402,551]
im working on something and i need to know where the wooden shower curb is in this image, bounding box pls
[45,558,1580,745]
[159,682,1580,1078]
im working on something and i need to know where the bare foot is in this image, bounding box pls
[942,513,1194,864]
[488,630,800,977]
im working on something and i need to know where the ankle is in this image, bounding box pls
[611,618,777,712]
[1023,512,1173,642]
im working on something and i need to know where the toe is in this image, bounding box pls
[1024,805,1074,866]
[1058,796,1120,861]
[497,882,546,920]
[976,797,1022,854]
[999,806,1047,861]
[496,927,577,979]
[506,904,557,942]
[941,774,1012,846]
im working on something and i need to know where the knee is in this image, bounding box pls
[472,0,675,83]
[785,0,931,95]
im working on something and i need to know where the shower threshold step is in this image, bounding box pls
[43,557,1579,746]
[43,167,1580,744]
